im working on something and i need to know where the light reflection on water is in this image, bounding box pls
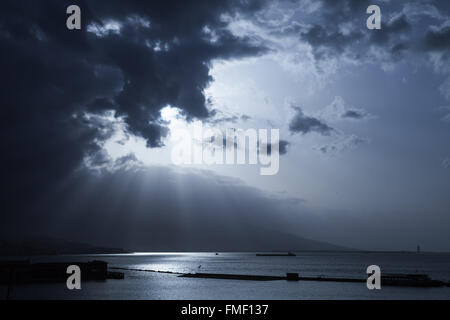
[2,252,450,299]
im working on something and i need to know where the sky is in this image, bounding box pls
[1,0,450,251]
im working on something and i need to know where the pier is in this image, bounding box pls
[74,266,450,288]
[179,272,449,287]
[256,252,296,257]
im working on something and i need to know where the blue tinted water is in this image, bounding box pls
[1,252,450,299]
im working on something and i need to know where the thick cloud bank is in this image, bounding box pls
[0,0,268,230]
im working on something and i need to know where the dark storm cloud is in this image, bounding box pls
[209,115,240,125]
[262,0,372,59]
[301,25,363,58]
[317,135,368,154]
[289,107,333,136]
[83,1,268,146]
[295,1,449,64]
[342,110,366,120]
[0,0,269,230]
[297,0,369,59]
[424,26,450,52]
[322,96,374,121]
[368,14,413,60]
[260,140,290,156]
[206,109,251,125]
[278,140,290,155]
[369,14,412,45]
[317,0,371,24]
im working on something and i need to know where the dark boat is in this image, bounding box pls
[256,252,296,257]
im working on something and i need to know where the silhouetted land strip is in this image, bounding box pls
[0,236,127,256]
[0,260,124,285]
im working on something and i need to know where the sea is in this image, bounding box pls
[1,252,450,300]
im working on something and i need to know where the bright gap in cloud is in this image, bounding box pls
[87,20,122,38]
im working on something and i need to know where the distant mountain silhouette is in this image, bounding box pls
[0,236,126,256]
[122,227,352,252]
[0,230,349,255]
[1,168,358,254]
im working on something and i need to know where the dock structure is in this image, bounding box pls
[178,272,448,288]
[108,267,450,288]
[256,252,296,257]
[179,273,286,281]
[110,267,182,275]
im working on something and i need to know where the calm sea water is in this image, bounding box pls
[1,252,450,300]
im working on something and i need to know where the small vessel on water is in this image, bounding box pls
[256,252,296,257]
